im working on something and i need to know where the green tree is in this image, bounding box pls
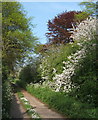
[75,11,90,23]
[75,0,96,23]
[79,0,96,15]
[19,57,41,87]
[2,1,38,118]
[2,2,38,77]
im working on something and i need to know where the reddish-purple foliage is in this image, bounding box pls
[46,11,81,44]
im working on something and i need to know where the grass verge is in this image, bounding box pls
[26,85,97,119]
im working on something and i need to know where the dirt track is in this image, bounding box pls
[10,89,67,119]
[22,90,66,119]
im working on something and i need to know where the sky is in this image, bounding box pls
[21,2,82,44]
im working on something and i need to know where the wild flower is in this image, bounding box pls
[33,83,41,88]
[32,114,39,118]
[53,68,56,73]
[20,97,28,102]
[24,102,28,105]
[29,109,35,112]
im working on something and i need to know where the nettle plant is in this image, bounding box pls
[40,17,96,92]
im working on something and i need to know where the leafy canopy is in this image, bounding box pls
[2,2,38,74]
[79,0,96,16]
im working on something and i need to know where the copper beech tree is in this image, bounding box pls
[37,11,89,53]
[46,11,81,44]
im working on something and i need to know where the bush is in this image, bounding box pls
[38,43,79,82]
[2,63,13,118]
[2,81,13,118]
[19,60,41,87]
[19,65,33,83]
[70,39,97,105]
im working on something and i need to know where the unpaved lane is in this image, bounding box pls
[10,93,30,119]
[22,90,67,119]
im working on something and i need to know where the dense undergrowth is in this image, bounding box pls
[2,79,13,118]
[2,64,13,118]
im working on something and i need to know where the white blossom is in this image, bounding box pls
[38,17,96,93]
[20,97,28,102]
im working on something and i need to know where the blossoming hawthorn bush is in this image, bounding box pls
[38,16,96,95]
[53,17,96,92]
[38,43,79,84]
[51,48,86,92]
